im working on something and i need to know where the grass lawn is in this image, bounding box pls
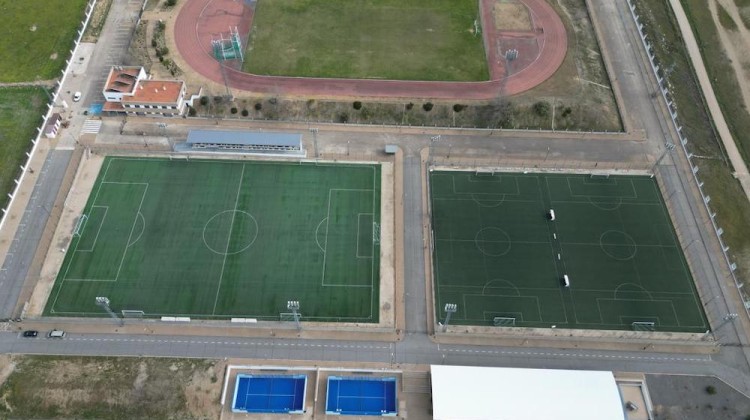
[45,157,381,322]
[243,0,488,81]
[430,171,708,332]
[0,87,49,210]
[0,0,88,82]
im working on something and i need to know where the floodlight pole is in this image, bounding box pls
[287,300,301,330]
[95,296,123,326]
[442,303,457,332]
[429,135,441,162]
[652,142,676,173]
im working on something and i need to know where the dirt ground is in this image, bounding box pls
[0,355,225,419]
[494,0,533,30]
[709,0,750,114]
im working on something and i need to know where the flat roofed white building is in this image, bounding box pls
[430,365,625,420]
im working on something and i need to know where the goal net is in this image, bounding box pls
[590,172,611,179]
[493,317,516,327]
[475,170,495,177]
[121,310,145,318]
[631,321,656,331]
[373,222,380,245]
[280,312,302,321]
[73,214,89,237]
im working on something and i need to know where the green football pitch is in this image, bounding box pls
[430,171,709,333]
[45,157,381,322]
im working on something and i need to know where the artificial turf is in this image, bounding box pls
[45,157,381,322]
[243,0,489,81]
[430,171,709,332]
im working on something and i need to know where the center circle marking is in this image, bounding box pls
[203,210,258,255]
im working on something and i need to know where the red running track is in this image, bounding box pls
[174,0,567,100]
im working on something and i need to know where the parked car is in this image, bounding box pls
[22,330,38,338]
[47,330,65,338]
[73,91,81,102]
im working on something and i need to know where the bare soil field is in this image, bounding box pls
[0,355,224,419]
[494,0,533,30]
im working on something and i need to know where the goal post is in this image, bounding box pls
[589,172,611,179]
[280,312,302,321]
[475,170,495,177]
[73,214,89,237]
[121,310,145,318]
[493,316,516,327]
[631,321,656,331]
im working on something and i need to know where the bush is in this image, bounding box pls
[213,96,223,103]
[254,102,262,111]
[423,102,434,112]
[353,101,362,110]
[405,102,414,111]
[159,47,169,56]
[268,97,277,105]
[151,39,157,48]
[453,104,466,113]
[562,107,572,117]
[158,55,164,62]
[338,113,349,123]
[706,385,717,395]
[199,96,209,106]
[157,21,166,31]
[187,106,196,116]
[532,101,551,117]
[241,109,249,117]
[230,107,238,114]
[166,0,177,6]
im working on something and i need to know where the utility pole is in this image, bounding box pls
[651,142,676,173]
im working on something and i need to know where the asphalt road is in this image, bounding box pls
[0,151,72,318]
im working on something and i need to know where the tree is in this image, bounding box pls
[241,109,249,117]
[423,102,434,112]
[187,106,196,116]
[532,101,550,117]
[453,104,466,113]
[254,102,262,111]
[353,101,362,110]
[230,107,238,114]
[405,102,414,110]
[199,96,209,106]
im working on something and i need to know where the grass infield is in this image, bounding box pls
[430,171,708,332]
[243,0,489,81]
[0,0,89,82]
[45,157,381,322]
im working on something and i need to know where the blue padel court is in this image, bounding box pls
[232,374,307,414]
[326,377,397,416]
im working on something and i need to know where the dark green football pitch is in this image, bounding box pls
[45,157,381,322]
[430,171,708,332]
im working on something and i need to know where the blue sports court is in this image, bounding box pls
[325,376,397,416]
[232,374,307,414]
